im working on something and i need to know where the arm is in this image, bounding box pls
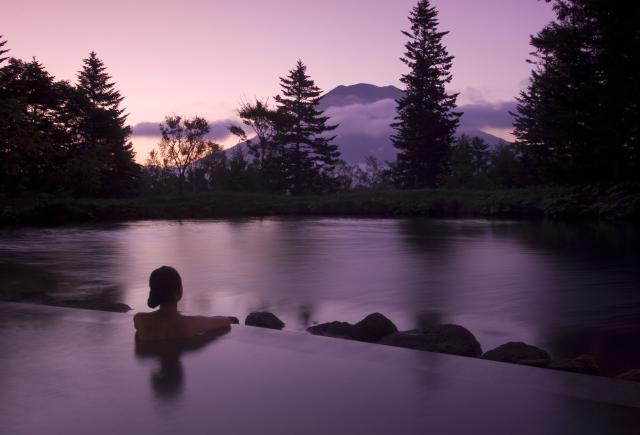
[187,315,232,336]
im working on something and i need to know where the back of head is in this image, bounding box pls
[148,266,183,308]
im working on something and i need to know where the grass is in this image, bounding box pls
[1,186,639,226]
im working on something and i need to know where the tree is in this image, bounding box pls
[514,1,640,184]
[274,60,340,194]
[157,115,218,194]
[0,58,68,193]
[445,135,491,188]
[0,36,8,66]
[230,98,285,192]
[75,51,139,196]
[488,142,526,188]
[392,0,461,189]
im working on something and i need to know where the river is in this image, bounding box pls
[1,218,639,375]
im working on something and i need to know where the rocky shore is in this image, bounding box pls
[243,310,640,383]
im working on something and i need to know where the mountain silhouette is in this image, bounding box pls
[318,83,404,110]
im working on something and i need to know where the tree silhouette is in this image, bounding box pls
[392,0,461,188]
[274,60,340,194]
[514,0,640,183]
[0,35,9,67]
[230,98,284,191]
[76,51,139,195]
[157,115,219,194]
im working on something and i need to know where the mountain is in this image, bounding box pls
[318,83,404,111]
[227,83,511,164]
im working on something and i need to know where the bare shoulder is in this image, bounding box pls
[133,312,152,329]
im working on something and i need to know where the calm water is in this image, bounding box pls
[1,218,639,375]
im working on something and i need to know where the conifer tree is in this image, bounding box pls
[230,98,284,191]
[0,35,9,67]
[76,51,139,195]
[514,1,640,183]
[274,60,340,194]
[392,0,461,188]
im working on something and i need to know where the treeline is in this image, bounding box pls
[143,61,342,195]
[0,43,139,196]
[2,0,639,201]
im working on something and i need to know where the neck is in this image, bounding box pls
[157,302,178,315]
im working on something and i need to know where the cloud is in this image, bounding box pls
[130,122,160,137]
[324,99,397,137]
[322,98,517,138]
[131,118,238,141]
[458,101,517,130]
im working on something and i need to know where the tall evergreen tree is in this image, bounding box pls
[231,98,283,191]
[514,1,640,183]
[76,51,139,195]
[0,35,9,68]
[0,57,68,192]
[274,60,340,194]
[392,0,461,189]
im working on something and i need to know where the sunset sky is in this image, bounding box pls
[5,0,554,159]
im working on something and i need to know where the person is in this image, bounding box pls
[134,266,231,340]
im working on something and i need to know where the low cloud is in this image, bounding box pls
[131,118,238,141]
[324,99,397,137]
[130,99,518,145]
[322,98,517,137]
[458,101,517,130]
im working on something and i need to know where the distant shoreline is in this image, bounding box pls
[1,187,639,226]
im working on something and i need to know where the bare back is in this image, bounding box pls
[134,311,231,341]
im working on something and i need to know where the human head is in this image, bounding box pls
[148,266,183,308]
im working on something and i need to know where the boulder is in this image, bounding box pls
[227,316,240,325]
[244,312,285,330]
[617,369,640,383]
[481,342,551,367]
[379,324,482,357]
[352,313,398,343]
[306,313,398,343]
[307,321,356,339]
[57,299,132,313]
[549,355,600,375]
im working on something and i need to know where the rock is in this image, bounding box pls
[307,321,356,339]
[481,342,551,367]
[306,313,398,343]
[549,355,600,375]
[57,299,132,313]
[352,313,398,343]
[227,316,239,325]
[617,369,640,383]
[379,324,482,357]
[244,312,285,330]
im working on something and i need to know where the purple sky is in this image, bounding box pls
[4,0,553,159]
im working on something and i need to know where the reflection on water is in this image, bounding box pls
[135,329,230,400]
[1,218,639,375]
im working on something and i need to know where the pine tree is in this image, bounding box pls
[274,60,340,194]
[514,1,640,183]
[392,0,461,189]
[0,36,9,71]
[76,51,139,195]
[0,57,68,192]
[231,98,284,191]
[0,35,9,67]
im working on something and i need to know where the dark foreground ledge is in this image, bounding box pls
[2,186,639,226]
[1,302,639,435]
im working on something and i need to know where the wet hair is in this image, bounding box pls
[148,266,183,308]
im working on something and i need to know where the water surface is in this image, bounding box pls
[1,218,639,375]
